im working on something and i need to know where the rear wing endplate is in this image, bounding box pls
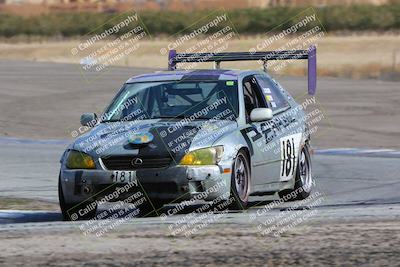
[168,45,317,95]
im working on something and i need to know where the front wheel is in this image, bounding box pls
[229,150,251,210]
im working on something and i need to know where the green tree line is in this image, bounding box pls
[0,5,399,37]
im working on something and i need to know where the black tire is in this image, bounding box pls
[228,150,251,210]
[279,144,313,201]
[58,175,97,221]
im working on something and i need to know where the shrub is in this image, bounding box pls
[0,5,399,37]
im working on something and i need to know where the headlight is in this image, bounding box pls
[66,150,96,169]
[179,146,224,166]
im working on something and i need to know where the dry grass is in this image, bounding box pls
[0,197,59,210]
[0,34,399,79]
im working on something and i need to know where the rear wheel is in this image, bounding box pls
[279,144,313,201]
[229,150,251,210]
[58,176,97,221]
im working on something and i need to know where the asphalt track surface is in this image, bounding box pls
[1,60,400,148]
[0,138,399,227]
[0,60,399,228]
[1,61,400,266]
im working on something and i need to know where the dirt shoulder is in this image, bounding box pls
[1,36,400,79]
[0,197,59,211]
[0,219,399,266]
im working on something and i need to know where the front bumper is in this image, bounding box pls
[60,165,231,204]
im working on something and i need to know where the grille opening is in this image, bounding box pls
[101,156,172,170]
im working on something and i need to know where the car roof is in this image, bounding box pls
[126,69,262,83]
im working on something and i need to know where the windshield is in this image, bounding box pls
[102,80,239,122]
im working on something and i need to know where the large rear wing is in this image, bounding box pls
[168,45,317,95]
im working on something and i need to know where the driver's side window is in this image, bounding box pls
[242,75,266,121]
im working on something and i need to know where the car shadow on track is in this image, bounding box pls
[0,200,275,225]
[0,210,62,224]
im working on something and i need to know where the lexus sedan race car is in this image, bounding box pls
[59,46,317,220]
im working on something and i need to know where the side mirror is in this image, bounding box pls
[80,113,97,127]
[250,108,273,122]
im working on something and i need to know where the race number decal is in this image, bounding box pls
[280,133,302,181]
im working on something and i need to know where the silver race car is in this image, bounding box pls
[59,46,317,220]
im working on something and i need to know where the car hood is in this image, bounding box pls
[73,119,237,161]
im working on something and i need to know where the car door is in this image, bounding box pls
[241,75,281,190]
[255,74,302,183]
